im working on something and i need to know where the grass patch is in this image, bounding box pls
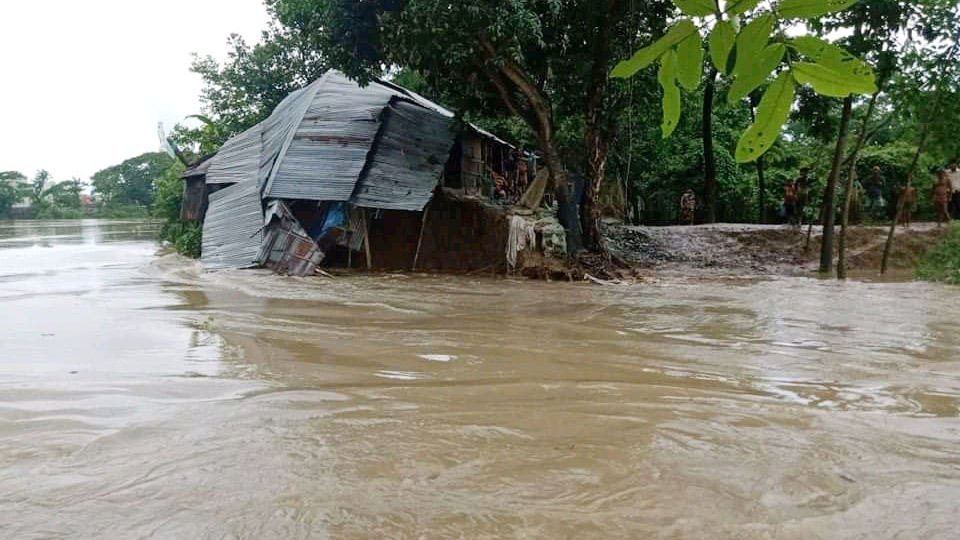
[915,223,960,284]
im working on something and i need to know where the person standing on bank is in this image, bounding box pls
[784,179,798,227]
[863,166,886,219]
[933,170,952,228]
[900,182,917,229]
[680,190,696,226]
[946,160,960,218]
[795,168,810,226]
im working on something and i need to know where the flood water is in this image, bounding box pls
[1,219,959,540]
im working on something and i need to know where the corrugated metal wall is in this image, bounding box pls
[351,99,454,211]
[200,180,264,270]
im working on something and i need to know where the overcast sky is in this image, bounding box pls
[0,0,270,182]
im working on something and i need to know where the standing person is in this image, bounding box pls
[784,179,798,226]
[933,170,952,228]
[946,160,960,218]
[679,189,696,226]
[863,166,886,220]
[795,168,810,225]
[899,182,917,228]
[515,149,529,199]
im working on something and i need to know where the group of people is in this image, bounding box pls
[778,161,960,229]
[674,161,960,227]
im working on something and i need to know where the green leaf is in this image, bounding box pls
[792,61,877,97]
[676,33,704,90]
[788,36,875,83]
[732,14,774,76]
[659,50,681,137]
[672,0,717,16]
[611,19,698,78]
[778,0,858,19]
[725,0,761,15]
[709,20,736,75]
[736,71,796,162]
[727,43,785,104]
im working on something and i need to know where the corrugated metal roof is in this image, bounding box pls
[205,70,512,201]
[264,73,395,201]
[351,99,454,211]
[206,125,262,185]
[376,78,515,149]
[257,84,316,191]
[200,181,264,270]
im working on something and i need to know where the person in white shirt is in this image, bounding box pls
[947,160,960,219]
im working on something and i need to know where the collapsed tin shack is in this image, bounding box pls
[185,70,548,276]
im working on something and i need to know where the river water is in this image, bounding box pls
[1,219,959,540]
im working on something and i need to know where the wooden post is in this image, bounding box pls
[412,201,432,271]
[362,208,373,270]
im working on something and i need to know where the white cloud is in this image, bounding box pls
[0,0,269,182]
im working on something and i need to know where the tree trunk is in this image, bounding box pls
[542,142,584,256]
[581,0,615,252]
[703,68,718,223]
[838,90,881,279]
[581,141,607,251]
[478,35,583,256]
[818,96,854,274]
[837,167,858,279]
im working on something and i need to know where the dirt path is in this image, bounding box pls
[604,222,945,276]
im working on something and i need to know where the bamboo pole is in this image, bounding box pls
[363,209,373,270]
[412,201,432,271]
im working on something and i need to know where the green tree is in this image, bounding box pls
[269,0,673,254]
[44,179,84,210]
[612,0,877,228]
[172,11,329,154]
[0,174,20,218]
[91,152,174,209]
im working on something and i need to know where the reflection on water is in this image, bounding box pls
[1,219,959,540]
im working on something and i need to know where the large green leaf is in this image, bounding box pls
[611,19,698,78]
[789,36,875,83]
[676,33,704,90]
[727,43,785,104]
[709,20,737,75]
[778,0,858,18]
[736,71,796,162]
[725,0,761,15]
[792,61,877,97]
[732,14,774,76]
[672,0,717,16]
[659,50,681,137]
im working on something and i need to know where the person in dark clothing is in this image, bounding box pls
[784,180,798,226]
[863,166,885,219]
[946,160,960,219]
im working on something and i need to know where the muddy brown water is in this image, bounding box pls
[2,219,959,540]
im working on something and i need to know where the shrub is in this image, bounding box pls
[916,223,960,284]
[153,163,203,259]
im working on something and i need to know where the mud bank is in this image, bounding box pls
[605,222,946,277]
